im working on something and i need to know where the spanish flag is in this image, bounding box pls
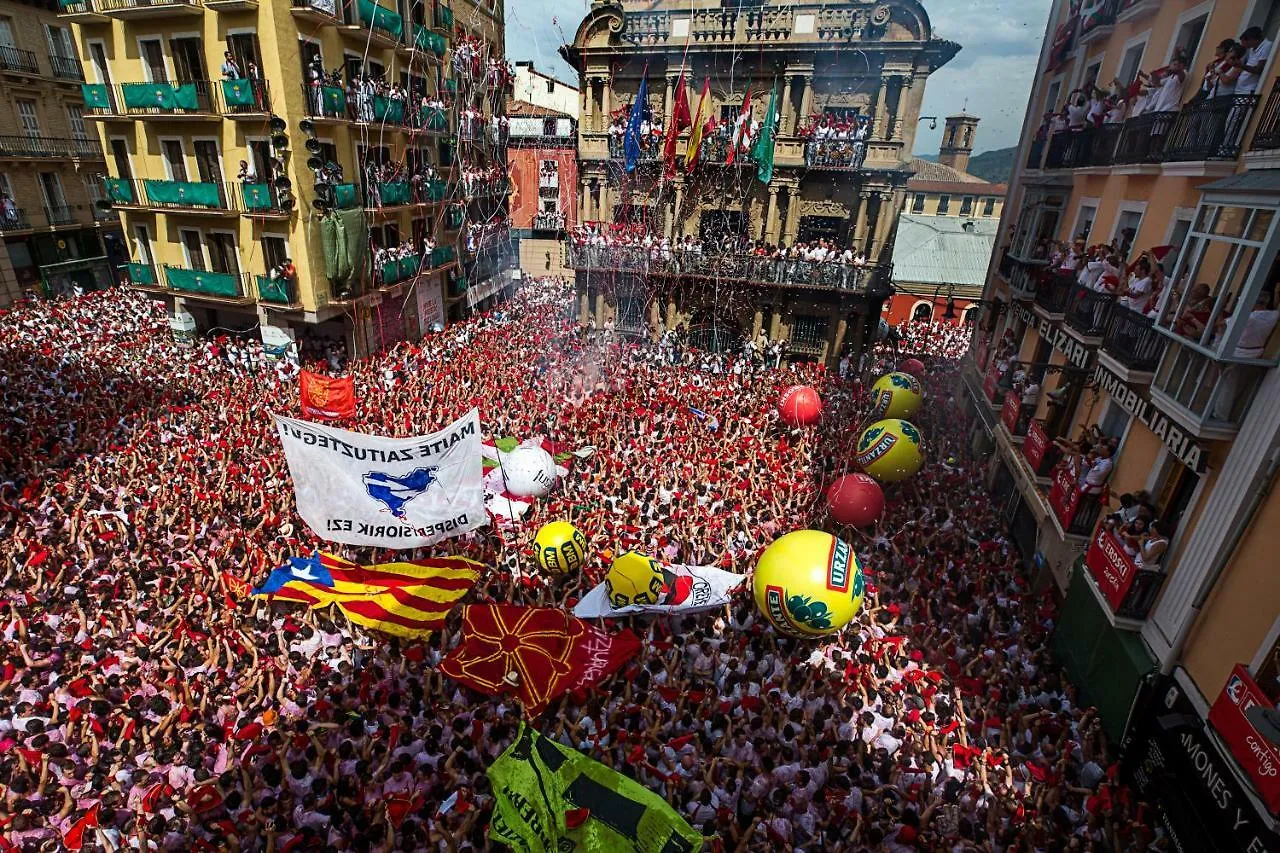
[253,552,482,638]
[684,77,711,174]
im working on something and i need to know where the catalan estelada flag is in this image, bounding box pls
[253,552,481,638]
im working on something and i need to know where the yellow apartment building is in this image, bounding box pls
[962,0,1280,846]
[59,0,507,355]
[0,0,124,306]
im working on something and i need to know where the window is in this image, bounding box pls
[960,196,975,216]
[913,303,933,321]
[0,18,16,50]
[546,78,554,94]
[1117,41,1146,86]
[179,229,205,270]
[1165,216,1193,270]
[38,173,67,213]
[139,38,166,82]
[1170,13,1208,66]
[790,315,829,350]
[133,224,155,269]
[936,194,951,215]
[66,105,88,140]
[110,138,132,180]
[16,100,40,138]
[1082,60,1102,93]
[263,235,288,270]
[982,198,996,217]
[44,24,75,62]
[912,193,926,213]
[1112,207,1144,259]
[161,140,187,181]
[1043,80,1062,115]
[543,117,558,136]
[1073,203,1098,242]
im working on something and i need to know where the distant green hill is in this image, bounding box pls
[914,146,1017,184]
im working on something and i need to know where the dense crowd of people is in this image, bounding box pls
[0,279,1164,852]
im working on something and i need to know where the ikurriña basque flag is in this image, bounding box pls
[252,551,482,638]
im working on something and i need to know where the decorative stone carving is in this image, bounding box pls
[800,199,850,217]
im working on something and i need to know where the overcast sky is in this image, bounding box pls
[503,0,1054,155]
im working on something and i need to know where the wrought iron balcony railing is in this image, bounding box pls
[1033,272,1074,315]
[0,207,31,231]
[0,135,99,159]
[0,45,40,75]
[1101,305,1165,373]
[1064,283,1114,337]
[50,54,84,81]
[45,204,78,225]
[1250,78,1280,151]
[565,243,886,293]
[533,212,566,232]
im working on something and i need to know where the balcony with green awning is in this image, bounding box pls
[380,255,421,285]
[221,78,269,114]
[104,177,134,204]
[429,245,455,267]
[309,85,347,118]
[241,183,281,213]
[424,179,448,202]
[356,0,403,40]
[121,262,155,285]
[372,96,405,124]
[143,180,227,210]
[256,275,294,304]
[81,83,113,112]
[413,26,446,57]
[333,183,360,209]
[421,107,448,132]
[374,181,410,207]
[164,266,243,298]
[120,81,209,114]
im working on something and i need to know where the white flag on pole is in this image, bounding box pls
[573,564,746,618]
[274,409,486,548]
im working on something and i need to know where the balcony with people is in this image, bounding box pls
[1147,201,1280,438]
[1082,512,1169,625]
[302,65,449,134]
[103,177,244,215]
[565,222,884,294]
[1033,32,1270,173]
[1045,426,1118,537]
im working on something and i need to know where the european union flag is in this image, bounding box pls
[623,70,649,174]
[253,552,335,595]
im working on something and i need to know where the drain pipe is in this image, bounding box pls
[1160,443,1280,675]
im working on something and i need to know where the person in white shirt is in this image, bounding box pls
[1237,26,1273,95]
[1149,61,1186,113]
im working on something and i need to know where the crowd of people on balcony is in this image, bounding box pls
[219,50,262,83]
[606,109,666,154]
[362,158,440,207]
[458,163,506,197]
[570,222,872,265]
[372,239,432,281]
[798,113,870,168]
[1043,238,1170,322]
[464,219,509,254]
[1103,491,1170,571]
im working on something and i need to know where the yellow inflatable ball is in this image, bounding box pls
[606,551,665,608]
[855,419,925,484]
[868,372,924,421]
[533,521,589,574]
[753,530,865,638]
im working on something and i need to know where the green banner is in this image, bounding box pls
[104,177,134,204]
[425,179,447,202]
[377,181,410,206]
[430,245,455,267]
[396,256,417,280]
[421,107,448,131]
[121,82,201,112]
[81,83,112,110]
[165,267,240,297]
[487,725,702,853]
[373,96,405,123]
[122,262,154,284]
[357,0,404,38]
[222,78,258,108]
[381,260,403,284]
[413,26,446,56]
[333,183,359,209]
[320,85,346,115]
[444,78,458,93]
[257,275,290,303]
[241,183,274,210]
[144,180,223,208]
[435,5,453,28]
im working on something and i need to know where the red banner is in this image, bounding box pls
[300,371,356,421]
[1209,664,1280,814]
[439,605,640,716]
[1048,463,1082,529]
[1023,420,1050,472]
[1001,393,1021,433]
[1084,527,1137,610]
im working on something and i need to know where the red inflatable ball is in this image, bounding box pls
[826,473,885,527]
[778,385,823,426]
[899,358,926,378]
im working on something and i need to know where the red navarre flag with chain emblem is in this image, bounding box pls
[299,370,355,421]
[439,605,639,716]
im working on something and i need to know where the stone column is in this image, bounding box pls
[649,298,661,340]
[780,75,795,134]
[602,81,613,131]
[595,292,605,326]
[665,298,677,330]
[582,79,594,133]
[872,191,895,257]
[599,183,611,221]
[664,196,674,238]
[769,310,781,340]
[673,182,684,235]
[752,309,763,338]
[872,78,889,140]
[891,76,909,142]
[765,188,779,243]
[831,316,849,360]
[798,75,814,126]
[664,73,678,126]
[783,186,802,244]
[579,290,590,325]
[852,190,872,250]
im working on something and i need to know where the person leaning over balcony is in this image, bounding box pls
[1199,40,1240,101]
[1237,26,1274,95]
[1134,521,1169,570]
[1115,257,1153,312]
[1148,58,1188,114]
[1076,441,1115,496]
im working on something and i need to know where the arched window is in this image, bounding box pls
[912,302,933,322]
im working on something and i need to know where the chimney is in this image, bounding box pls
[938,114,979,174]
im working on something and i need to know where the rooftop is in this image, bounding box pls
[891,214,999,289]
[505,98,575,119]
[908,158,989,185]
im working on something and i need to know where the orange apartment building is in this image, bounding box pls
[962,0,1280,848]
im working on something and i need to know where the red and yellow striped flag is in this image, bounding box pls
[255,552,482,639]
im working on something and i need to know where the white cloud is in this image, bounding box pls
[504,0,1054,153]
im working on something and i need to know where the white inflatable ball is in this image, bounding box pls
[502,446,558,498]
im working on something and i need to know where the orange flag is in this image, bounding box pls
[684,78,711,174]
[299,370,355,421]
